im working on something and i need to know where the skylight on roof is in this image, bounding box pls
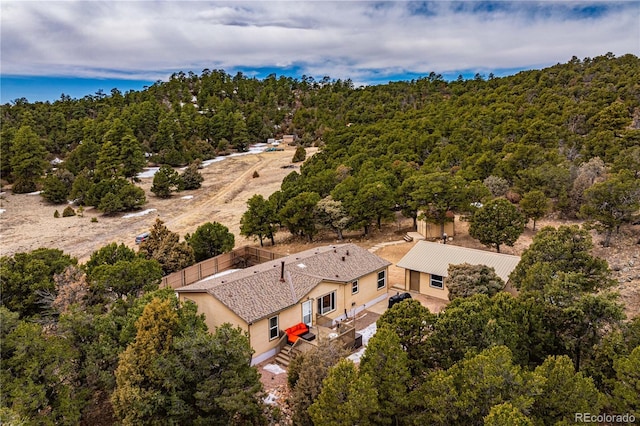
[297,263,307,268]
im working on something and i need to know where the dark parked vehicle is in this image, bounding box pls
[388,292,412,309]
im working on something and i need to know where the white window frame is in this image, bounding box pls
[352,280,359,295]
[268,315,279,341]
[430,274,444,289]
[377,270,386,290]
[318,291,336,315]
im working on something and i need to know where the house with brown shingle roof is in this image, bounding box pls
[175,243,391,364]
[396,241,520,300]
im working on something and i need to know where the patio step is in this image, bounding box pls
[403,233,413,242]
[275,345,300,367]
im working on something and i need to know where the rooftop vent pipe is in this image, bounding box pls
[280,261,285,282]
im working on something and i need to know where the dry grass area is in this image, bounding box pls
[0,145,314,263]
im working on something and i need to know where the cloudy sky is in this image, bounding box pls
[1,1,638,103]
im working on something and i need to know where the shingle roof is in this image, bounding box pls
[396,241,520,282]
[176,243,390,323]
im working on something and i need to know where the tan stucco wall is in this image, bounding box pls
[179,267,389,360]
[417,219,455,239]
[179,292,247,332]
[403,270,449,300]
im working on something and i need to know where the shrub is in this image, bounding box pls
[62,206,76,217]
[180,162,204,190]
[91,217,98,223]
[292,146,307,163]
[54,210,60,218]
[252,170,260,178]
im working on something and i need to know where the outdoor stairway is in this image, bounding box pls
[275,344,300,367]
[403,233,414,242]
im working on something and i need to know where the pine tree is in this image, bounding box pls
[360,326,411,425]
[151,165,181,198]
[186,222,235,262]
[309,359,379,426]
[469,198,525,252]
[9,126,47,193]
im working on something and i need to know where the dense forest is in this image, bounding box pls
[1,53,640,424]
[2,53,639,240]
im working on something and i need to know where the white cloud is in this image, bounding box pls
[1,1,638,82]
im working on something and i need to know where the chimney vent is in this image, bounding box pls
[346,250,349,256]
[280,261,285,282]
[341,256,345,261]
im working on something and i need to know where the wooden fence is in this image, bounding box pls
[160,246,284,289]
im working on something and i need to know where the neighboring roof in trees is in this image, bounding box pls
[397,241,520,282]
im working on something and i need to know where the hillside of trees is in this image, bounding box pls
[2,53,640,424]
[3,53,637,243]
[1,226,639,424]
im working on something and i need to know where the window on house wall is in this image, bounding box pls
[377,270,386,290]
[352,280,359,294]
[430,274,444,289]
[318,291,336,315]
[269,315,279,340]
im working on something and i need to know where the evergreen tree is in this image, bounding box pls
[151,165,181,198]
[308,359,378,426]
[179,161,204,190]
[579,171,640,247]
[377,299,437,374]
[519,190,549,230]
[279,191,321,241]
[0,248,77,318]
[446,263,505,301]
[240,194,278,246]
[95,141,123,180]
[41,169,74,204]
[531,355,603,424]
[231,112,250,152]
[411,172,469,237]
[119,134,147,180]
[9,125,47,193]
[509,225,613,294]
[469,198,525,252]
[484,403,533,426]
[186,221,235,262]
[292,145,307,163]
[1,307,84,425]
[111,298,180,424]
[359,326,411,425]
[69,169,93,206]
[138,219,195,274]
[611,347,640,417]
[289,342,346,426]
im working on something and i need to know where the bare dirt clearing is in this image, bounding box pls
[0,146,315,263]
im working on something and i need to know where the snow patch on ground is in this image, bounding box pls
[122,208,157,219]
[27,191,42,195]
[137,144,268,178]
[263,364,287,375]
[136,167,160,179]
[180,195,194,200]
[0,209,5,215]
[264,392,279,405]
[347,322,377,364]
